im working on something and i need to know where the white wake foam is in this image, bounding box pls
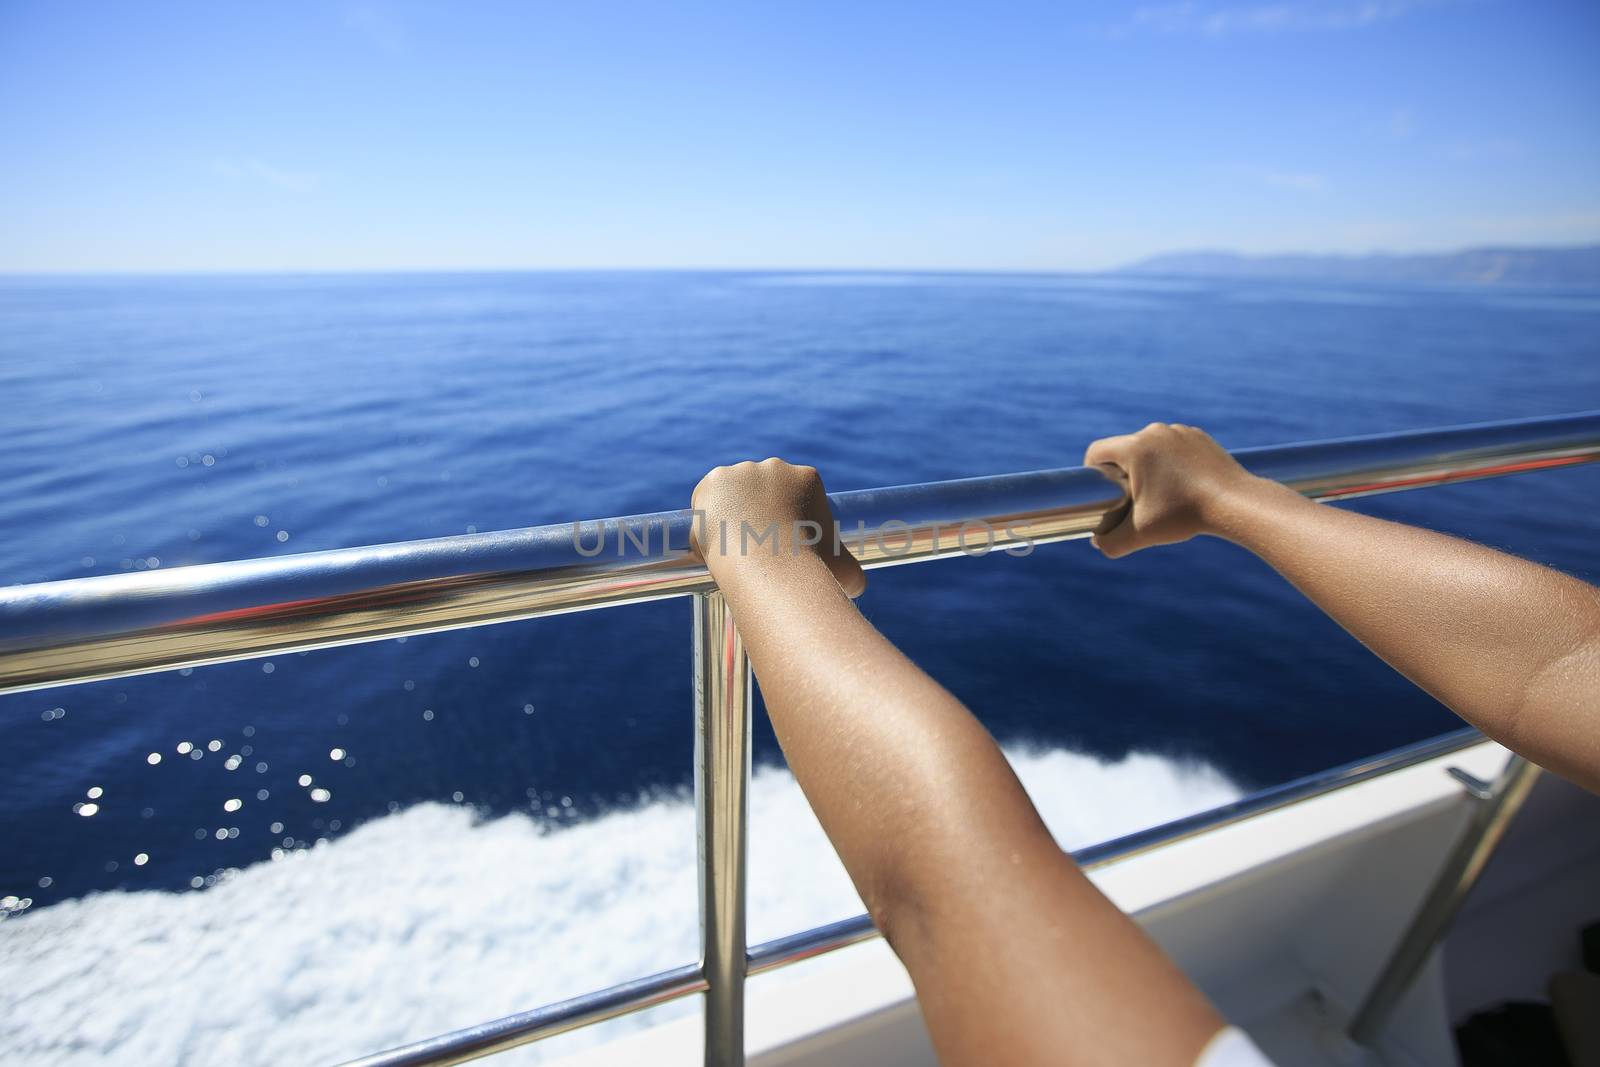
[0,746,1239,1065]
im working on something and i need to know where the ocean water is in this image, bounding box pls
[1,271,1597,1063]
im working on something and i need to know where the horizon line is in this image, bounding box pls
[5,241,1599,280]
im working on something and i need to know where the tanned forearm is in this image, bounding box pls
[1085,422,1600,795]
[693,460,1222,1067]
[1211,478,1600,792]
[714,550,1042,924]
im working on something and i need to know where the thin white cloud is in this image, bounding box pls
[1125,0,1444,36]
[1443,137,1522,161]
[1386,107,1416,141]
[1226,165,1329,192]
[342,1,408,56]
[1262,170,1327,192]
[211,158,322,194]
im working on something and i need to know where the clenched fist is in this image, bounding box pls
[1084,423,1268,558]
[691,458,867,598]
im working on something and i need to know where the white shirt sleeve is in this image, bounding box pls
[1195,1026,1276,1067]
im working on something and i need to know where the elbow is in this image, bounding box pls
[866,884,929,963]
[859,854,937,959]
[1499,602,1600,792]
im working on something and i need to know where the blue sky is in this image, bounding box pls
[2,0,1597,272]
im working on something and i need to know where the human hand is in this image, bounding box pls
[1083,423,1268,558]
[691,458,867,597]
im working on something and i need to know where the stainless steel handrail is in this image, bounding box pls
[4,412,1598,1067]
[3,410,1597,696]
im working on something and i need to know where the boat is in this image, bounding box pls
[2,411,1597,1066]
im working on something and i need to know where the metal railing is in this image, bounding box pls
[2,411,1598,1067]
[1347,751,1541,1043]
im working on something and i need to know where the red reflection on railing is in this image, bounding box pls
[1320,453,1592,499]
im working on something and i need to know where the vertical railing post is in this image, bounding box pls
[694,591,751,1067]
[1347,753,1540,1044]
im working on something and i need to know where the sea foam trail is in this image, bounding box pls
[0,746,1239,1065]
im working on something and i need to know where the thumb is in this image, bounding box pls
[1090,513,1139,560]
[826,541,868,598]
[1088,462,1137,559]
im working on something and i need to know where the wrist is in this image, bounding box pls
[705,541,838,594]
[1198,475,1300,544]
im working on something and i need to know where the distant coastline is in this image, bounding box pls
[1121,244,1600,286]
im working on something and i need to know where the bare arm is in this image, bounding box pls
[1086,423,1600,794]
[692,459,1223,1067]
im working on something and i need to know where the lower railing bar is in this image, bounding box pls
[746,913,879,976]
[334,962,707,1067]
[331,727,1489,1067]
[1070,726,1484,869]
[1347,752,1541,1044]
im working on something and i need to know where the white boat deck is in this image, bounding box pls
[550,739,1600,1066]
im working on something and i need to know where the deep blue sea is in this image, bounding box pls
[1,271,1597,1062]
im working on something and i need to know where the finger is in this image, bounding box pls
[1092,463,1132,535]
[689,482,708,529]
[1090,514,1138,560]
[688,507,713,558]
[1091,461,1129,494]
[1084,433,1135,469]
[691,464,731,508]
[794,472,864,596]
[826,544,868,599]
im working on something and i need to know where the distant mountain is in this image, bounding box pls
[1122,245,1600,286]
